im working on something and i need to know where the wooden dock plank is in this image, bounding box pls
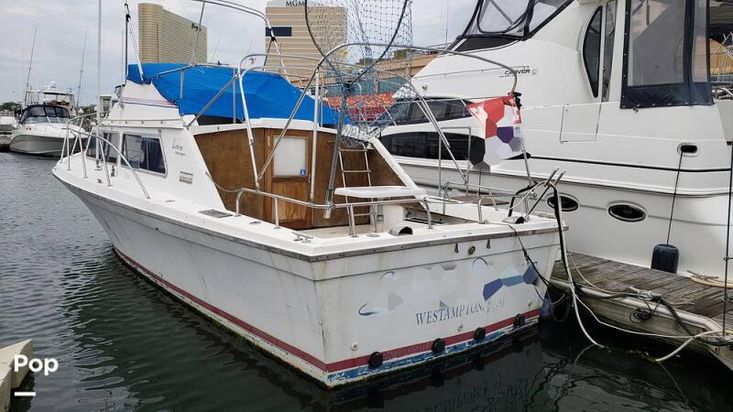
[551,253,733,372]
[553,253,733,322]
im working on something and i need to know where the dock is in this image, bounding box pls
[0,340,33,412]
[551,253,733,369]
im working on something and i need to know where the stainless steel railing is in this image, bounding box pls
[62,114,151,199]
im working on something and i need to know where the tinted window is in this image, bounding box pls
[122,134,166,174]
[20,105,70,124]
[380,132,483,161]
[627,0,686,86]
[602,1,617,101]
[691,0,708,82]
[86,132,118,163]
[408,102,428,123]
[382,99,473,126]
[583,8,603,97]
[608,204,646,222]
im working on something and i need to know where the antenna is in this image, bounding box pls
[97,0,101,126]
[191,0,207,65]
[24,26,38,104]
[124,1,130,79]
[77,30,88,109]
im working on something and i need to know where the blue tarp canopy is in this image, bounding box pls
[126,63,340,125]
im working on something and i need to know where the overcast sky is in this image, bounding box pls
[0,0,475,105]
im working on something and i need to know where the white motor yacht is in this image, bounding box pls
[380,0,733,280]
[0,115,17,137]
[53,61,562,387]
[10,83,83,156]
[10,104,84,156]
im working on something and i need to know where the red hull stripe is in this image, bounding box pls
[117,250,541,373]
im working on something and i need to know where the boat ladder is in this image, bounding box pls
[338,142,378,231]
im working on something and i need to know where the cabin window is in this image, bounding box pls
[608,203,646,222]
[547,195,579,212]
[122,134,166,175]
[691,0,709,83]
[379,132,483,161]
[86,132,119,164]
[273,136,307,177]
[381,99,473,126]
[583,8,603,98]
[602,1,617,101]
[626,0,686,87]
[622,0,712,108]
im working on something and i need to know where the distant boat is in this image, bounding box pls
[0,115,17,137]
[10,83,84,157]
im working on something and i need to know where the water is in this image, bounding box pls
[1,152,731,411]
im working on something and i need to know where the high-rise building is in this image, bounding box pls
[138,3,208,64]
[264,1,346,75]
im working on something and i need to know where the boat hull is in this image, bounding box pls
[65,183,559,387]
[9,132,83,157]
[397,157,732,279]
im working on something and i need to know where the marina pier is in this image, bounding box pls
[552,254,733,370]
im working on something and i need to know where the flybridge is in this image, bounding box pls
[125,63,341,124]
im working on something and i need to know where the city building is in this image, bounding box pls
[264,0,346,75]
[138,3,207,64]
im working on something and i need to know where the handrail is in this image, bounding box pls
[62,123,151,200]
[63,112,98,177]
[231,184,433,235]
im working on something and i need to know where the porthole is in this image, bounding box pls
[547,195,579,212]
[608,203,646,222]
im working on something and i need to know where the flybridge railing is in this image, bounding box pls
[62,113,151,200]
[184,43,558,225]
[229,184,434,237]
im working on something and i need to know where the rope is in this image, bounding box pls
[666,150,684,244]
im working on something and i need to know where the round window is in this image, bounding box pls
[608,204,646,222]
[547,195,579,212]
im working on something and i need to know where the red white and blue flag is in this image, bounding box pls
[466,96,524,166]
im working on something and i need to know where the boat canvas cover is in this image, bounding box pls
[126,63,340,124]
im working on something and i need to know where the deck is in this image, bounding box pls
[551,253,733,369]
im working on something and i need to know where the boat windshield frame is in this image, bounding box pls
[20,105,71,125]
[452,0,573,50]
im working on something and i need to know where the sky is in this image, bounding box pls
[0,0,476,105]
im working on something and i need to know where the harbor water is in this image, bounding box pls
[1,152,731,411]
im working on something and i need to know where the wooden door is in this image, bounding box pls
[266,132,312,229]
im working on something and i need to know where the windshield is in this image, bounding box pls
[20,105,70,124]
[462,0,571,39]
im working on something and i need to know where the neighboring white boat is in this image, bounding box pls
[0,115,17,137]
[380,0,733,280]
[10,104,83,157]
[10,83,84,157]
[53,62,562,387]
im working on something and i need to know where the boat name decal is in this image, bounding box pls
[415,297,506,326]
[172,140,186,156]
